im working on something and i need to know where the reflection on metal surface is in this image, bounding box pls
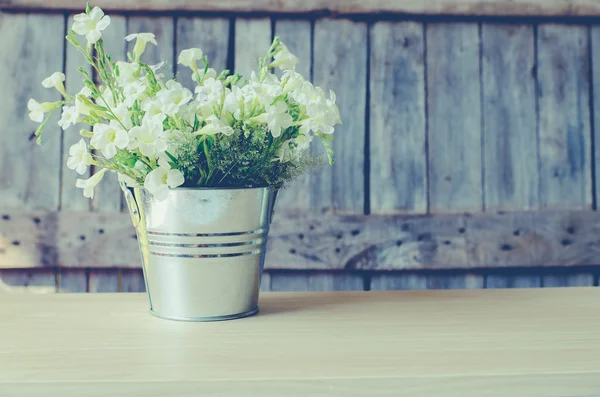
[121,184,277,322]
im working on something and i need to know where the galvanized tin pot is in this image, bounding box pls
[121,184,277,322]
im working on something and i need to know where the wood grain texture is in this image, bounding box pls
[273,19,312,214]
[57,268,87,292]
[270,272,364,291]
[370,21,426,214]
[120,269,146,292]
[537,24,592,209]
[127,16,174,70]
[542,273,594,287]
[234,18,271,78]
[0,268,56,293]
[176,17,229,91]
[481,24,538,211]
[485,274,541,288]
[370,273,428,290]
[4,0,600,16]
[591,26,600,210]
[1,289,599,397]
[62,15,92,211]
[313,19,366,213]
[4,210,600,271]
[427,23,482,213]
[91,15,126,212]
[88,269,119,292]
[0,13,63,211]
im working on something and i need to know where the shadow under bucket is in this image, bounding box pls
[122,184,277,321]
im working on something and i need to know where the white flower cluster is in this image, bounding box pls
[28,5,341,201]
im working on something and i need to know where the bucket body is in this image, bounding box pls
[122,185,277,321]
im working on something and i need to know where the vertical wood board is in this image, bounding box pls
[121,268,146,292]
[370,21,427,214]
[270,272,364,291]
[485,274,541,288]
[537,24,592,209]
[176,17,230,91]
[313,18,367,213]
[0,269,56,293]
[127,16,174,69]
[273,19,312,214]
[427,23,482,213]
[57,268,87,292]
[0,14,63,211]
[481,24,538,211]
[370,273,428,290]
[88,269,119,292]
[542,273,594,287]
[234,18,271,78]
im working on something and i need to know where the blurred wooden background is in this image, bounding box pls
[1,0,600,293]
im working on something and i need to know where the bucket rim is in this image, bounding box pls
[131,185,280,193]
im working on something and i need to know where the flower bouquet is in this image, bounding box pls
[28,4,341,321]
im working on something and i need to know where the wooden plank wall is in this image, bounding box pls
[1,9,600,292]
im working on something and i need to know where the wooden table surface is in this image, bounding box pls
[1,288,599,397]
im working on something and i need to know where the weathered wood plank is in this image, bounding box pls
[62,15,92,211]
[0,13,63,211]
[590,26,600,210]
[5,210,600,271]
[57,268,87,292]
[426,23,482,213]
[176,17,229,91]
[91,15,126,212]
[481,24,538,211]
[234,18,271,78]
[0,212,57,268]
[428,274,484,289]
[369,21,426,214]
[120,269,146,292]
[485,274,541,288]
[542,273,594,287]
[4,0,600,17]
[370,273,428,290]
[313,19,366,213]
[0,269,56,293]
[273,19,312,214]
[88,269,119,292]
[127,16,174,69]
[270,272,363,291]
[537,24,592,209]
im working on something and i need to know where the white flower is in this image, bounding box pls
[27,99,56,123]
[250,73,282,107]
[128,114,168,157]
[72,6,111,44]
[91,121,129,159]
[192,67,217,83]
[144,158,184,201]
[177,48,203,69]
[79,86,93,98]
[271,43,298,71]
[115,61,139,87]
[197,115,234,136]
[157,80,192,116]
[58,106,79,130]
[96,86,117,109]
[76,168,107,199]
[140,98,165,119]
[125,33,157,61]
[303,88,340,135]
[112,103,133,129]
[195,77,225,103]
[75,94,94,116]
[123,80,146,107]
[42,72,67,96]
[254,101,293,138]
[224,85,253,120]
[67,139,92,175]
[281,70,304,94]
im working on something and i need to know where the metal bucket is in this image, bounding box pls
[121,184,277,322]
